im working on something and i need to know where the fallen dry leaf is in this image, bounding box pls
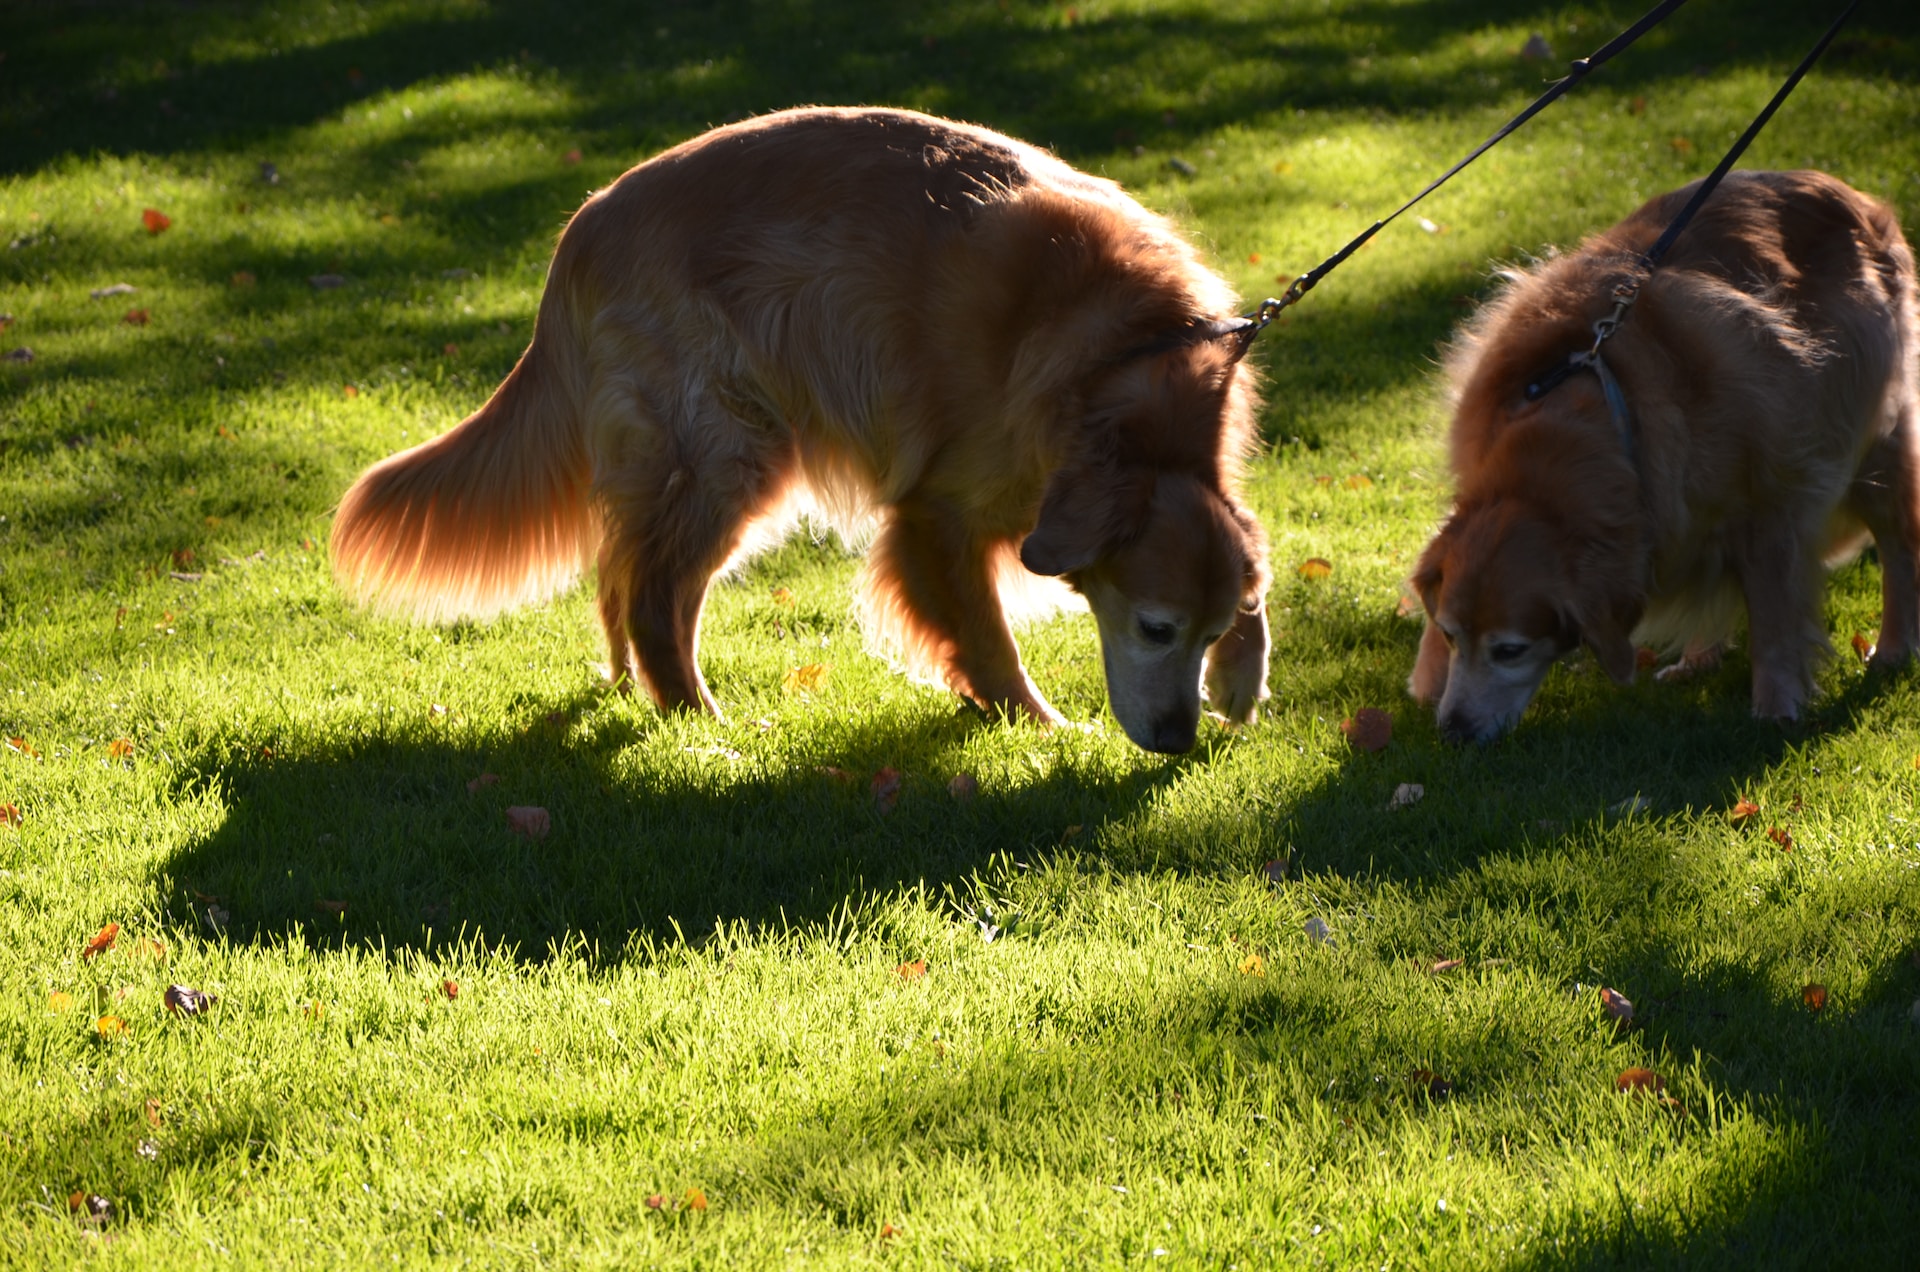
[308,273,346,290]
[1630,95,1647,116]
[1296,557,1333,580]
[946,772,978,802]
[315,899,346,915]
[685,1188,708,1212]
[1263,857,1289,886]
[1430,958,1464,974]
[82,922,121,960]
[880,1222,901,1240]
[1343,473,1373,490]
[1767,826,1795,851]
[1851,632,1874,663]
[645,1193,665,1210]
[1340,708,1391,753]
[1614,1066,1663,1094]
[144,1098,163,1128]
[68,1191,113,1222]
[142,208,171,234]
[771,586,795,606]
[563,148,583,165]
[95,1014,128,1038]
[783,662,828,693]
[1600,987,1634,1025]
[0,803,20,828]
[467,772,501,793]
[6,736,41,758]
[90,283,137,299]
[123,308,149,326]
[1239,952,1265,976]
[136,938,167,964]
[1669,136,1694,155]
[442,342,459,358]
[1410,1068,1454,1099]
[1388,782,1423,810]
[107,738,134,760]
[230,270,256,288]
[505,806,551,839]
[342,383,359,398]
[442,979,459,1000]
[1729,799,1761,824]
[48,991,74,1013]
[163,984,217,1017]
[1802,983,1828,1012]
[896,959,928,980]
[870,766,903,813]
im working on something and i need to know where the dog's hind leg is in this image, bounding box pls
[863,497,1062,724]
[1848,401,1920,671]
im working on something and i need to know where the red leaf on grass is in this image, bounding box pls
[896,959,928,980]
[1340,708,1391,753]
[442,979,459,1000]
[0,803,20,828]
[1600,987,1634,1024]
[442,342,459,358]
[1802,983,1828,1012]
[6,736,41,758]
[1851,632,1874,663]
[685,1188,708,1211]
[505,806,551,839]
[82,922,120,960]
[563,148,582,165]
[342,383,359,398]
[645,1193,665,1210]
[141,208,171,234]
[123,308,149,326]
[1767,826,1794,851]
[1728,799,1760,825]
[870,766,902,813]
[107,738,134,760]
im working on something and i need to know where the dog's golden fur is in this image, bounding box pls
[331,107,1271,753]
[1410,170,1920,742]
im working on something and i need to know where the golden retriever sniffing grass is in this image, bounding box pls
[1410,170,1919,743]
[331,107,1271,753]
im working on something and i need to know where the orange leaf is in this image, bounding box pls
[0,802,20,828]
[142,208,171,234]
[442,978,459,1000]
[123,308,150,326]
[107,738,134,760]
[1767,826,1794,851]
[95,1014,128,1037]
[82,922,121,960]
[1342,473,1373,490]
[563,148,583,165]
[685,1188,708,1212]
[1395,593,1421,619]
[896,959,928,980]
[1728,799,1760,824]
[229,270,256,288]
[771,586,796,606]
[5,736,40,758]
[1340,707,1391,753]
[144,1098,163,1128]
[442,342,459,358]
[342,383,359,398]
[1851,632,1874,663]
[1296,557,1333,579]
[880,1222,901,1239]
[1238,952,1265,976]
[645,1193,665,1210]
[1614,1066,1663,1094]
[1669,136,1694,154]
[783,662,828,693]
[1802,983,1828,1012]
[505,805,551,839]
[138,938,167,963]
[870,766,903,813]
[48,991,74,1013]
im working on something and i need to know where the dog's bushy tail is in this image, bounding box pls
[331,289,594,623]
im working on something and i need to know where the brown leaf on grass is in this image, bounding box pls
[1410,1068,1454,1099]
[82,922,121,960]
[505,806,551,839]
[342,383,359,398]
[1614,1066,1663,1094]
[142,208,171,234]
[163,984,217,1016]
[123,308,149,326]
[1728,799,1761,825]
[1851,632,1874,663]
[6,736,41,758]
[1630,95,1647,116]
[1342,473,1373,490]
[783,662,828,693]
[136,938,167,964]
[1767,826,1794,851]
[1263,857,1289,886]
[1388,782,1424,810]
[1635,646,1661,671]
[442,342,459,358]
[0,803,20,828]
[563,148,583,165]
[685,1188,709,1211]
[107,738,134,760]
[816,765,857,783]
[315,899,346,915]
[144,1098,163,1128]
[1239,952,1266,976]
[946,773,977,802]
[870,766,903,813]
[1340,708,1391,753]
[441,979,459,1000]
[896,959,928,980]
[1296,557,1333,580]
[1802,983,1829,1012]
[880,1222,901,1239]
[68,1191,113,1222]
[771,586,795,606]
[1669,136,1694,155]
[95,1014,128,1038]
[467,772,501,793]
[645,1193,665,1210]
[1430,958,1464,974]
[1600,987,1634,1024]
[230,270,256,288]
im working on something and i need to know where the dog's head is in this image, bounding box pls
[1411,496,1642,744]
[1021,468,1266,753]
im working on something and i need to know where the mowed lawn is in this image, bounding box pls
[3,0,1919,1266]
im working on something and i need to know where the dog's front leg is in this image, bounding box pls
[1734,519,1823,721]
[1204,603,1271,723]
[869,502,1062,725]
[1408,620,1450,705]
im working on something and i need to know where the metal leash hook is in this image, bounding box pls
[1584,279,1641,360]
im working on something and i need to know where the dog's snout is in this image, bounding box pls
[1144,713,1198,754]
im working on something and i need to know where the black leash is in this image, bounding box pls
[1524,0,1861,404]
[1196,0,1695,362]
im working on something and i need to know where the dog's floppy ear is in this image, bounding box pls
[1019,464,1150,577]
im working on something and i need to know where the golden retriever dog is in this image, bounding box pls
[1410,169,1919,743]
[331,107,1271,753]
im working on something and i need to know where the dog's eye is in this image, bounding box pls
[1489,641,1531,664]
[1138,619,1178,646]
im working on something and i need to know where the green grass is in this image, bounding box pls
[4,0,1920,1266]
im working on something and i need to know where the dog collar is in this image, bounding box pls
[1113,297,1285,366]
[1523,348,1635,463]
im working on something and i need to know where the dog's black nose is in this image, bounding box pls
[1145,714,1198,754]
[1438,711,1494,747]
